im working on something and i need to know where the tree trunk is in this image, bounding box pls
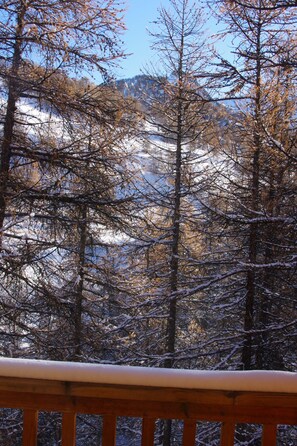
[241,15,262,370]
[0,5,25,248]
[163,28,184,446]
[72,205,87,361]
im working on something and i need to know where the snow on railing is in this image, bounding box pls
[0,357,296,446]
[0,357,296,392]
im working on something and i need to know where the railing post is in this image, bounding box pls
[182,419,196,446]
[142,417,155,446]
[23,409,38,446]
[62,413,76,446]
[262,424,278,446]
[220,422,235,446]
[102,414,117,446]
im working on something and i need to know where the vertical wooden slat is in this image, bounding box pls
[62,413,76,446]
[102,414,116,446]
[262,424,278,446]
[23,409,38,446]
[220,422,235,446]
[141,417,155,446]
[182,419,196,446]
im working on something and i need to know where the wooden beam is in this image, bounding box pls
[0,390,295,425]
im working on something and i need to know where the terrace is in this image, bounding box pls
[0,357,296,445]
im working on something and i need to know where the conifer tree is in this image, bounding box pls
[0,0,126,246]
[126,1,217,443]
[135,0,211,369]
[0,0,138,362]
[206,0,297,373]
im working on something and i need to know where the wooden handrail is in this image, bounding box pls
[0,358,296,445]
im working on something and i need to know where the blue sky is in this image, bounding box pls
[117,0,228,80]
[118,0,171,79]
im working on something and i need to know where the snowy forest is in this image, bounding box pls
[0,0,296,444]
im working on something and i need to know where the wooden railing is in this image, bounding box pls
[0,358,296,445]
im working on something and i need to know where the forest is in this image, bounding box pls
[0,0,296,444]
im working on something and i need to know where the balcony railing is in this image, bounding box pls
[0,357,296,445]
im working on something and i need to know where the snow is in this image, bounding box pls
[0,357,296,393]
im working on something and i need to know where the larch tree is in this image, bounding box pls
[134,0,211,369]
[22,83,137,363]
[0,0,138,362]
[0,0,125,242]
[0,1,142,442]
[123,1,219,444]
[206,0,297,373]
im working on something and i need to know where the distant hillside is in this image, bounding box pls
[116,75,159,99]
[115,74,212,102]
[115,75,170,112]
[115,74,235,130]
